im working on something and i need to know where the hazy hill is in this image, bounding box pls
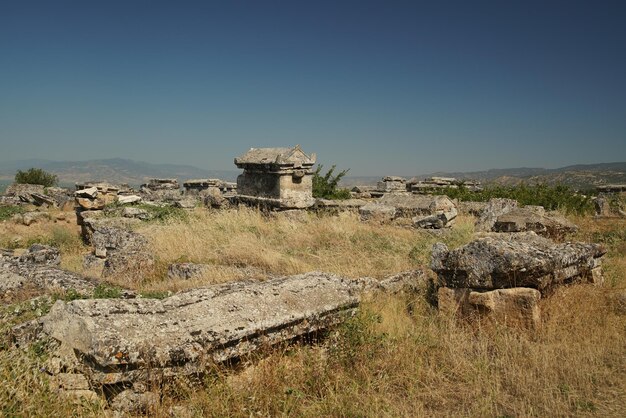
[0,158,238,187]
[1,159,624,192]
[421,162,626,190]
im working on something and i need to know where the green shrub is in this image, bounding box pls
[93,284,122,299]
[433,183,594,215]
[14,168,58,187]
[0,205,24,221]
[312,165,351,200]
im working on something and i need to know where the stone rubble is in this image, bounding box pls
[474,198,578,239]
[358,194,458,228]
[432,232,606,328]
[1,244,100,296]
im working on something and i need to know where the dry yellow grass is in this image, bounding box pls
[132,208,475,292]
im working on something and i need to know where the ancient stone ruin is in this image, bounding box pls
[375,176,407,194]
[234,145,316,209]
[408,176,482,194]
[359,194,458,228]
[30,270,424,410]
[474,198,578,239]
[432,232,606,329]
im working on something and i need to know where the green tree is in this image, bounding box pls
[312,165,351,200]
[14,168,58,187]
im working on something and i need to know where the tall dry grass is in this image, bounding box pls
[1,209,624,416]
[132,208,475,292]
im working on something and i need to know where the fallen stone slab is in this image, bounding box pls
[118,195,142,205]
[378,194,457,224]
[359,203,396,222]
[438,286,541,330]
[314,198,367,212]
[493,207,578,239]
[4,183,45,204]
[122,207,152,220]
[18,244,61,266]
[1,251,99,297]
[431,232,605,292]
[31,193,57,207]
[35,270,426,407]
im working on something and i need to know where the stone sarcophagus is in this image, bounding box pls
[234,145,316,209]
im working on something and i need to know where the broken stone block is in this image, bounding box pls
[18,244,61,266]
[376,176,407,193]
[174,196,198,209]
[378,194,457,222]
[109,389,159,414]
[475,198,519,232]
[1,252,100,297]
[118,195,142,204]
[359,203,396,222]
[167,263,209,280]
[31,193,57,208]
[493,207,578,239]
[90,225,153,277]
[438,286,541,329]
[431,232,605,292]
[75,197,106,210]
[5,183,46,204]
[122,207,152,220]
[21,211,51,226]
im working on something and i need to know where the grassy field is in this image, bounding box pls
[0,207,625,416]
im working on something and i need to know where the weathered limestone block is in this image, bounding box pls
[90,225,153,277]
[174,196,198,209]
[122,207,152,220]
[376,176,407,193]
[31,193,57,207]
[493,207,578,239]
[37,271,425,401]
[378,194,457,221]
[118,195,142,205]
[359,203,396,222]
[80,216,140,244]
[20,211,51,226]
[18,244,61,266]
[1,249,99,296]
[167,263,209,280]
[44,187,73,207]
[438,287,541,329]
[431,232,605,292]
[475,198,518,232]
[314,198,367,213]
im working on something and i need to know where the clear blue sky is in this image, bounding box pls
[1,0,625,176]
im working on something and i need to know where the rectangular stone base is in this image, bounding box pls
[438,286,541,330]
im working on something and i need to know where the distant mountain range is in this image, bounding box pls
[0,158,239,188]
[343,162,626,190]
[422,162,626,190]
[1,159,625,193]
